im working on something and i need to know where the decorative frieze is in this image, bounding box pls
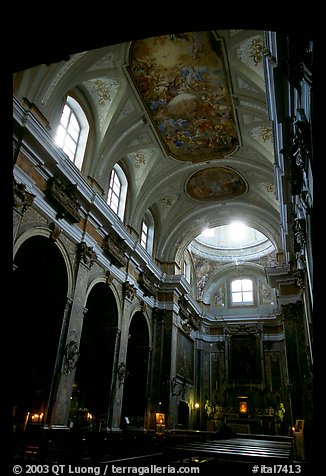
[45,176,81,223]
[102,231,127,268]
[138,270,157,297]
[224,325,261,336]
[206,404,284,419]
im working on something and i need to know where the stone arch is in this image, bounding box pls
[13,226,74,297]
[70,281,119,430]
[12,234,68,428]
[121,311,150,429]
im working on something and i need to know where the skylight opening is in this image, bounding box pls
[229,221,247,241]
[202,228,214,237]
[192,223,274,262]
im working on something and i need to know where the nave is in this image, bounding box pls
[12,427,307,467]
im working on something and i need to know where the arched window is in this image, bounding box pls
[231,278,254,305]
[140,218,148,249]
[140,210,155,255]
[107,164,127,220]
[183,250,192,283]
[55,96,89,170]
[183,260,190,282]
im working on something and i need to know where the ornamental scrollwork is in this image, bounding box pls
[78,241,97,268]
[46,176,81,223]
[224,325,261,335]
[138,271,157,297]
[280,110,311,196]
[102,231,127,268]
[117,362,128,386]
[63,339,80,375]
[13,179,35,214]
[249,37,266,66]
[123,281,136,302]
[293,217,306,249]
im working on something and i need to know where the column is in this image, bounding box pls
[109,293,131,432]
[147,308,166,430]
[167,312,178,429]
[49,242,96,427]
[106,327,121,431]
[46,297,73,424]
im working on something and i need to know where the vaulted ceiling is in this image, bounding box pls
[13,28,281,266]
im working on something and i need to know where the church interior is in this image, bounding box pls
[12,16,315,467]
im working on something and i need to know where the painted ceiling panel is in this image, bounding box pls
[185,167,247,201]
[128,31,239,162]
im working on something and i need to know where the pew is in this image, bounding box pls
[164,434,294,463]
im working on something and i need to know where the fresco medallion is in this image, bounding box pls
[185,167,247,201]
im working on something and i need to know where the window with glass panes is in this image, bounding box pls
[231,279,253,304]
[107,169,121,214]
[140,219,148,249]
[55,104,80,163]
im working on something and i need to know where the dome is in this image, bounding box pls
[191,222,275,262]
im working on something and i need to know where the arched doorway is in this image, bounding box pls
[121,312,150,429]
[70,282,118,431]
[12,236,68,430]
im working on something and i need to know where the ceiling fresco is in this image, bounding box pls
[128,31,239,162]
[13,28,277,265]
[185,167,247,201]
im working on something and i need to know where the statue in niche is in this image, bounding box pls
[214,287,225,307]
[197,272,208,300]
